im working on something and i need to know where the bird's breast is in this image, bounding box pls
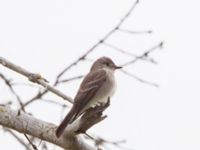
[94,71,116,104]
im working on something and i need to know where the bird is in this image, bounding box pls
[55,56,122,138]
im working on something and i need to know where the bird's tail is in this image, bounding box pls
[55,108,76,138]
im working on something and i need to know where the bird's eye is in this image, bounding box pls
[105,63,109,66]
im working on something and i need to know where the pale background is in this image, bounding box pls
[0,0,200,150]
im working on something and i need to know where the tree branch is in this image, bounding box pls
[18,0,141,107]
[4,129,32,150]
[0,56,73,104]
[121,41,163,67]
[55,0,140,81]
[0,105,100,150]
[0,73,25,110]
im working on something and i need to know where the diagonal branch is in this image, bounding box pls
[121,41,163,67]
[0,104,109,150]
[55,0,140,82]
[121,69,159,87]
[103,42,157,64]
[58,75,84,84]
[0,56,73,104]
[4,129,32,150]
[118,28,152,34]
[0,73,25,111]
[0,106,93,150]
[18,0,141,108]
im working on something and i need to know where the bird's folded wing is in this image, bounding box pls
[73,69,107,117]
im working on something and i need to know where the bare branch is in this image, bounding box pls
[116,0,139,28]
[23,74,83,107]
[85,134,133,150]
[121,41,163,67]
[40,99,69,108]
[0,99,109,149]
[58,75,84,84]
[0,56,73,104]
[23,0,140,108]
[0,73,25,111]
[24,134,38,150]
[4,129,32,150]
[23,90,48,107]
[55,0,140,82]
[118,28,152,34]
[103,42,156,64]
[121,69,159,87]
[103,42,139,57]
[0,105,97,150]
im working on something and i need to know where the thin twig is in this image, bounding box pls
[103,42,156,64]
[23,90,48,107]
[85,134,132,150]
[54,0,140,83]
[24,134,38,150]
[40,99,69,108]
[4,128,32,150]
[118,28,152,34]
[58,75,84,84]
[103,42,138,57]
[121,41,163,67]
[11,82,38,87]
[0,73,25,111]
[121,69,159,87]
[23,0,140,107]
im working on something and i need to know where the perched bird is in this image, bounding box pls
[56,56,122,138]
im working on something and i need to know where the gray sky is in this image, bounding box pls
[0,0,200,150]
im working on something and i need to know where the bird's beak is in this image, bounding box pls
[114,66,122,69]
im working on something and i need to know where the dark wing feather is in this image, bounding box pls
[72,69,107,120]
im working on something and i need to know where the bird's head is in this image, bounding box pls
[90,57,122,71]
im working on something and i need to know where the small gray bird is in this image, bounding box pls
[56,56,121,138]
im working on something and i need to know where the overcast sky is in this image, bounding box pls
[0,0,200,150]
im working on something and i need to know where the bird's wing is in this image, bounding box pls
[72,69,107,120]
